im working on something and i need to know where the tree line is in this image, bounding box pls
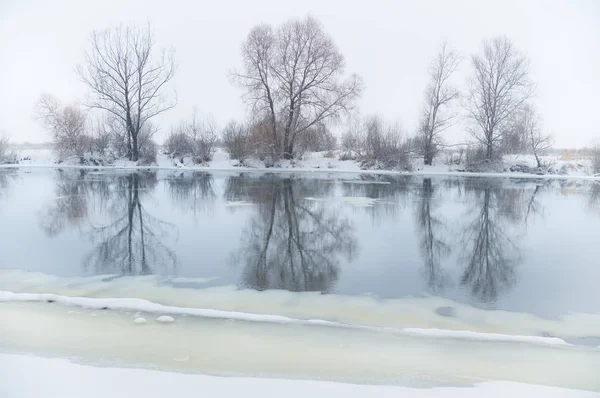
[29,16,592,171]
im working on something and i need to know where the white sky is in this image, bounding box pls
[0,0,599,148]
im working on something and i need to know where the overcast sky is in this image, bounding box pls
[1,0,599,148]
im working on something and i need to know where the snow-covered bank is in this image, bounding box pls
[2,302,599,391]
[2,354,598,398]
[1,270,598,342]
[3,148,599,181]
[0,290,571,346]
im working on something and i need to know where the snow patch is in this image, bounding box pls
[134,317,147,324]
[156,315,175,323]
[1,353,597,398]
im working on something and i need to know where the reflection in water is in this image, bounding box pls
[40,170,90,237]
[341,175,412,220]
[40,171,178,275]
[0,170,18,204]
[415,178,450,293]
[228,175,357,292]
[457,179,546,302]
[590,182,600,214]
[167,172,215,214]
[85,173,177,275]
[31,170,598,307]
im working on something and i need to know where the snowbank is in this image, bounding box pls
[1,354,597,398]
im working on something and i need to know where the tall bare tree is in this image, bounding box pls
[418,43,461,165]
[233,16,362,159]
[77,24,176,161]
[465,36,533,161]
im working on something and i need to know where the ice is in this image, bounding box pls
[0,290,577,346]
[1,301,599,390]
[1,270,598,342]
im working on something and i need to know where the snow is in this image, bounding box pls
[134,317,147,324]
[0,354,597,398]
[0,290,572,346]
[402,328,569,346]
[4,148,599,181]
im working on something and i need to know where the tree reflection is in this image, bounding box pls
[340,175,413,221]
[459,179,522,302]
[40,171,177,275]
[85,172,177,275]
[228,174,356,292]
[0,170,18,204]
[40,170,90,237]
[415,178,449,292]
[166,172,215,214]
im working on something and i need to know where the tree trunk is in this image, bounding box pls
[132,132,139,162]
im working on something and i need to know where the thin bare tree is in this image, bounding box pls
[465,36,533,161]
[418,43,461,165]
[233,16,362,159]
[76,24,176,161]
[35,94,90,159]
[521,105,553,168]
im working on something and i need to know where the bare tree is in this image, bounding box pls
[233,16,362,159]
[418,43,461,165]
[35,94,91,160]
[520,105,553,168]
[77,24,176,161]
[465,36,533,161]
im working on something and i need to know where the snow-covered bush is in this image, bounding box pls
[592,146,600,174]
[341,115,411,170]
[138,139,157,165]
[295,124,337,154]
[168,113,218,163]
[0,135,16,164]
[222,121,251,160]
[164,131,193,159]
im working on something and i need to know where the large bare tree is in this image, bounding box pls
[465,36,533,161]
[233,16,362,159]
[418,43,461,165]
[77,24,176,161]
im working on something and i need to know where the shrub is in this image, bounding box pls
[592,146,600,174]
[0,135,16,164]
[222,121,251,160]
[167,113,218,163]
[138,139,157,165]
[164,131,193,159]
[295,124,338,154]
[341,116,411,170]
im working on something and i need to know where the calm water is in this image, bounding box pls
[1,168,599,318]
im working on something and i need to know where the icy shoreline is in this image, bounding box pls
[1,353,598,398]
[0,290,571,346]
